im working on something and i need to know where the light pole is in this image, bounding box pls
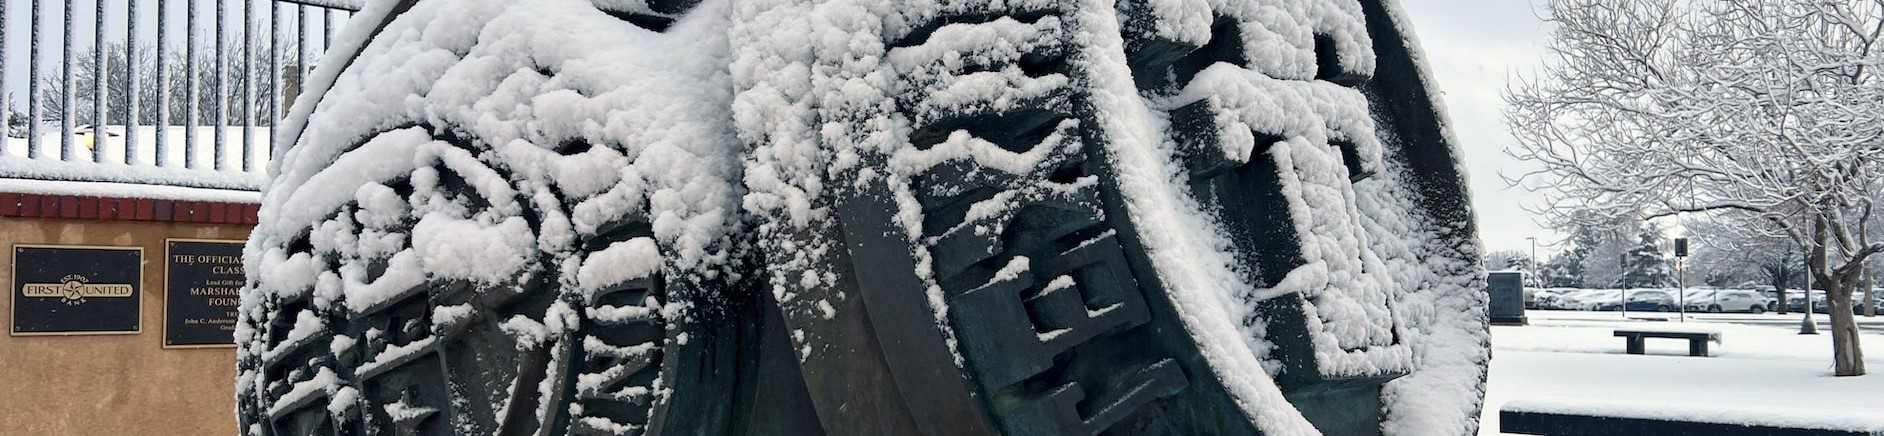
[1526,237,1538,288]
[1802,248,1819,335]
[1620,252,1629,318]
[1675,237,1687,323]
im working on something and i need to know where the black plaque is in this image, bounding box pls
[165,240,246,347]
[11,245,143,335]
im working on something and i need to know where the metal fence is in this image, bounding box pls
[0,0,362,190]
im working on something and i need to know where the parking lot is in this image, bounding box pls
[1534,309,1884,334]
[1481,310,1884,435]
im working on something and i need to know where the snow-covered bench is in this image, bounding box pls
[1613,328,1720,357]
[1500,398,1884,436]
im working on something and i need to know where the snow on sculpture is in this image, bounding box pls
[236,0,1486,435]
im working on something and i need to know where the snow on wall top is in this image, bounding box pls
[0,178,261,203]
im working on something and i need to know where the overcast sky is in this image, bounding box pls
[1399,0,1558,259]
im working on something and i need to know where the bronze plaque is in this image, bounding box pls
[11,245,143,335]
[165,239,246,347]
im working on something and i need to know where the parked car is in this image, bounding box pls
[1684,289,1767,313]
[1567,289,1605,309]
[1531,288,1578,310]
[1785,290,1819,313]
[1559,288,1620,309]
[1801,292,1848,313]
[1546,289,1595,310]
[1676,288,1713,309]
[1577,289,1624,311]
[1754,287,1784,309]
[1684,286,1721,301]
[1623,290,1675,312]
[1813,294,1883,314]
[1794,292,1884,314]
[1835,295,1883,315]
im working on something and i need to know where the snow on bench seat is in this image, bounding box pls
[1614,328,1721,356]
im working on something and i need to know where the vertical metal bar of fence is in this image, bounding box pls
[242,0,254,171]
[214,0,226,171]
[61,0,76,160]
[155,0,169,166]
[0,0,10,158]
[0,0,360,176]
[184,0,197,168]
[92,0,108,163]
[296,4,304,108]
[322,8,333,50]
[126,0,142,165]
[28,0,41,159]
[268,1,278,161]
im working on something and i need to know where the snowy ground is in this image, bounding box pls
[1480,310,1884,435]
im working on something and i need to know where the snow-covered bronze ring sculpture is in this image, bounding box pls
[236,0,1487,435]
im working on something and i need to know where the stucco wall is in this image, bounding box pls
[0,216,250,435]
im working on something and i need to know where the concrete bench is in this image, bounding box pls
[1613,329,1720,356]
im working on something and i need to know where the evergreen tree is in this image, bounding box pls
[1620,223,1674,288]
[1540,254,1578,288]
[4,94,26,139]
[1544,216,1633,288]
[1484,250,1533,272]
[1542,225,1601,288]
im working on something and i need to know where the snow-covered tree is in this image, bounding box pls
[1582,235,1631,288]
[1484,250,1534,273]
[1684,243,1752,288]
[1686,217,1799,291]
[4,94,26,138]
[1620,223,1674,288]
[1541,221,1611,288]
[33,42,290,127]
[1539,255,1581,288]
[1506,0,1881,376]
[1543,217,1634,288]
